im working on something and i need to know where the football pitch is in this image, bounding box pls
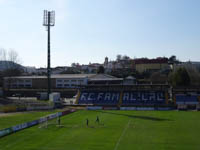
[0,110,200,150]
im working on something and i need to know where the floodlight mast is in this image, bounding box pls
[43,10,55,99]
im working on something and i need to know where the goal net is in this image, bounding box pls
[38,113,61,128]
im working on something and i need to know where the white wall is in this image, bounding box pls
[56,78,88,88]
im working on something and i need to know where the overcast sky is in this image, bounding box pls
[0,0,200,67]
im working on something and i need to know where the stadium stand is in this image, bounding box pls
[77,90,167,106]
[122,91,166,105]
[175,94,199,105]
[78,91,120,105]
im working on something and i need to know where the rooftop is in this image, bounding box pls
[134,58,168,64]
[89,74,123,81]
[4,74,95,79]
[4,74,123,81]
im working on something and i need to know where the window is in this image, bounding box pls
[11,80,17,83]
[64,84,70,87]
[78,80,84,84]
[57,84,63,87]
[25,80,31,83]
[18,84,24,88]
[57,79,62,83]
[25,84,31,87]
[11,84,17,88]
[18,80,24,83]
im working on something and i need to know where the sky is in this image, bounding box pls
[0,0,200,68]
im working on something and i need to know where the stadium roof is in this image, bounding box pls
[89,74,123,81]
[4,74,123,81]
[125,76,136,80]
[4,74,95,79]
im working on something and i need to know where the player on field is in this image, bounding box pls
[95,116,99,124]
[86,118,89,127]
[58,116,61,125]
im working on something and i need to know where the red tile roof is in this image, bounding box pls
[134,58,168,64]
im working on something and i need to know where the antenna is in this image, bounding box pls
[43,10,55,99]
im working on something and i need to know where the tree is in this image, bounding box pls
[169,55,180,64]
[0,48,22,71]
[0,48,23,88]
[183,66,200,86]
[169,55,176,62]
[116,54,122,62]
[150,72,168,84]
[97,66,105,74]
[0,48,7,61]
[122,55,130,60]
[169,67,190,86]
[71,62,80,67]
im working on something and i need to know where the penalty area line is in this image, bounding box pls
[114,119,131,150]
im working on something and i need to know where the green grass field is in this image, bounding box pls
[0,110,58,129]
[0,110,200,150]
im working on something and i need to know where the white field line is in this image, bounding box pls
[114,120,131,150]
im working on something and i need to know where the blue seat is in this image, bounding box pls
[176,95,199,104]
[78,91,119,105]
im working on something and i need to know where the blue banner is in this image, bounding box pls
[12,123,28,132]
[27,120,39,127]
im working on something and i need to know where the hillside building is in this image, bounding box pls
[133,57,169,73]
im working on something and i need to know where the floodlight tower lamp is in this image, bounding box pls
[43,10,55,99]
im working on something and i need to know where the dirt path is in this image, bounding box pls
[0,111,33,117]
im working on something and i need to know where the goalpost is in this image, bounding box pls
[38,113,62,128]
[38,117,48,128]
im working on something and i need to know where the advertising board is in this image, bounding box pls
[12,123,28,132]
[27,120,39,127]
[120,107,137,110]
[0,128,13,137]
[87,106,102,110]
[103,107,118,110]
[0,109,76,138]
[136,107,155,111]
[48,113,59,120]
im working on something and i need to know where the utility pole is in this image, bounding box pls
[43,10,55,99]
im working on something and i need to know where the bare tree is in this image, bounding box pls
[0,48,7,62]
[8,49,20,63]
[0,48,22,89]
[0,48,21,70]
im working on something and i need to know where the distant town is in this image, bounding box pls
[1,54,200,92]
[1,54,199,75]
